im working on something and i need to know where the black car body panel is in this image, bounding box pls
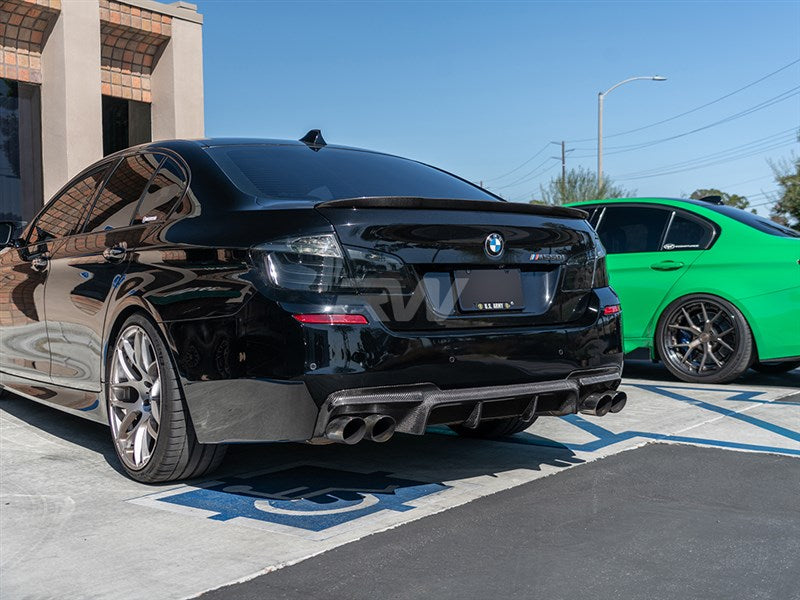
[0,138,623,446]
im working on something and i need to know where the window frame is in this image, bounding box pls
[25,160,117,246]
[79,152,162,235]
[130,153,191,226]
[661,208,718,252]
[76,149,191,235]
[591,203,673,255]
[585,203,720,255]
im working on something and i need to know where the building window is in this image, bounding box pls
[102,95,152,156]
[0,78,43,223]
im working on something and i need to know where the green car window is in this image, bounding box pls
[662,213,715,250]
[596,206,670,254]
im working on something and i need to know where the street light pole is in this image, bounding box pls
[597,75,667,188]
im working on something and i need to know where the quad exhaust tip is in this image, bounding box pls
[609,391,627,413]
[364,414,396,443]
[324,414,396,444]
[325,416,366,445]
[579,391,623,417]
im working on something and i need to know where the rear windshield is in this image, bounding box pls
[698,202,800,238]
[206,144,497,203]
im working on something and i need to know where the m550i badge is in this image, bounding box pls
[530,253,566,263]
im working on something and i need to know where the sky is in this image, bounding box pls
[195,0,800,214]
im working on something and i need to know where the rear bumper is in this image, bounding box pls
[182,365,622,444]
[314,367,621,437]
[174,287,623,443]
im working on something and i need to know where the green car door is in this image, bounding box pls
[591,204,716,353]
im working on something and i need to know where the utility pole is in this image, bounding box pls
[550,141,573,202]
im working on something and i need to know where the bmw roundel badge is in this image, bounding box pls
[484,233,505,258]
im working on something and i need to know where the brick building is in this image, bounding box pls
[0,0,204,224]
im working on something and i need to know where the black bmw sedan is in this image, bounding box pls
[0,131,625,482]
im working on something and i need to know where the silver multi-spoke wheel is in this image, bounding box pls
[106,315,226,482]
[657,295,753,384]
[109,325,162,470]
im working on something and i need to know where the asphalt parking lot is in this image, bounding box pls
[2,361,799,600]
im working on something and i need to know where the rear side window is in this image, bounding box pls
[84,154,159,233]
[207,145,497,203]
[697,202,800,238]
[663,213,715,250]
[595,206,670,254]
[28,166,109,244]
[133,157,188,224]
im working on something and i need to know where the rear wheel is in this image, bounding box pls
[449,416,537,439]
[752,360,800,374]
[655,294,753,384]
[107,314,226,483]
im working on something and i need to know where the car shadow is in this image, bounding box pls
[622,359,800,389]
[0,390,584,494]
[0,390,131,477]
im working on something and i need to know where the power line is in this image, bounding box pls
[483,143,549,183]
[570,86,800,159]
[566,58,800,143]
[615,128,798,179]
[490,156,559,190]
[617,138,797,182]
[748,195,781,208]
[507,162,562,202]
[718,173,776,189]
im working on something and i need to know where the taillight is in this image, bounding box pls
[592,253,609,288]
[602,304,621,316]
[251,234,352,292]
[563,237,609,291]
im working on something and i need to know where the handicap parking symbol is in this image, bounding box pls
[148,465,449,534]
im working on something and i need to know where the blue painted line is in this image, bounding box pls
[429,382,800,457]
[157,466,449,532]
[474,423,800,456]
[633,384,800,443]
[629,383,798,406]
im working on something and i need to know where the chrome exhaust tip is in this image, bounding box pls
[364,414,396,443]
[609,391,627,413]
[579,392,614,417]
[325,416,367,445]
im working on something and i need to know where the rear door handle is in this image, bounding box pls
[31,256,49,272]
[650,260,684,271]
[103,244,127,263]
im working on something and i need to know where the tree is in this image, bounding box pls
[689,188,749,210]
[769,151,800,230]
[537,166,634,205]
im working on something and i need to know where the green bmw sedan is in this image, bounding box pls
[568,197,800,383]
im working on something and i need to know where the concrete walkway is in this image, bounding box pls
[1,362,798,599]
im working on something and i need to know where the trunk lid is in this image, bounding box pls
[315,197,598,330]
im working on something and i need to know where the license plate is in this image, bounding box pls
[454,269,525,312]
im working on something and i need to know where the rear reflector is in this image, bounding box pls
[602,305,621,315]
[293,314,368,325]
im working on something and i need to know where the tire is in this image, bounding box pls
[449,416,537,439]
[106,314,226,483]
[655,294,753,384]
[752,360,800,374]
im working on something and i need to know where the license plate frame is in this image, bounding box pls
[454,269,525,312]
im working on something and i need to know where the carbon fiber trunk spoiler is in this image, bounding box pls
[315,197,588,220]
